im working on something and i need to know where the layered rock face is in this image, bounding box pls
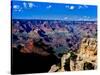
[71,37,97,71]
[49,37,97,72]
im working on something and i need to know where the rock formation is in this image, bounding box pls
[49,37,97,72]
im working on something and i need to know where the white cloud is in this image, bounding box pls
[84,5,88,8]
[78,5,88,9]
[18,7,23,12]
[13,5,22,12]
[78,5,83,9]
[84,16,87,18]
[28,3,36,8]
[64,17,68,19]
[65,5,69,8]
[13,5,20,9]
[23,2,37,8]
[65,5,75,10]
[18,9,21,12]
[69,6,75,10]
[23,2,27,8]
[83,16,90,19]
[46,5,52,9]
[82,16,91,21]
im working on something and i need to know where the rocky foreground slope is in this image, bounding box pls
[49,37,97,72]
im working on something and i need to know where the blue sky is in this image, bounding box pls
[11,0,97,21]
